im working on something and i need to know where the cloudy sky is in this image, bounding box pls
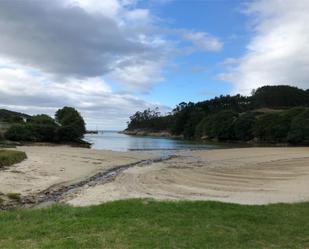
[0,0,308,129]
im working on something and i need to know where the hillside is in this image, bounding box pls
[0,109,31,123]
[125,85,309,144]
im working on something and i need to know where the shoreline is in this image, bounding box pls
[1,145,309,209]
[121,129,306,147]
[120,129,183,139]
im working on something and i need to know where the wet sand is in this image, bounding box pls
[0,146,157,196]
[65,147,309,205]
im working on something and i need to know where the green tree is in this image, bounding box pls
[252,85,309,108]
[55,107,86,141]
[196,111,237,141]
[5,124,38,141]
[28,114,57,126]
[253,108,304,143]
[288,109,309,144]
[233,112,256,141]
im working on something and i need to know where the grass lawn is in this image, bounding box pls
[0,200,308,249]
[0,150,27,168]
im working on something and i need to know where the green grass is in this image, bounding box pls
[0,200,308,249]
[0,150,27,168]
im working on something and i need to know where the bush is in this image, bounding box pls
[5,124,57,142]
[0,150,27,168]
[5,124,39,141]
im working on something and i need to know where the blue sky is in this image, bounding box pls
[130,0,251,106]
[0,0,308,129]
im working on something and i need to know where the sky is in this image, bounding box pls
[0,0,309,130]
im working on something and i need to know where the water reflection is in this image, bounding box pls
[84,131,222,151]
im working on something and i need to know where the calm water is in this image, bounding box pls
[84,131,224,151]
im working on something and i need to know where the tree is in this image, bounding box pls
[5,124,38,141]
[196,111,237,141]
[288,109,309,144]
[252,85,309,108]
[5,114,58,142]
[253,108,304,143]
[28,114,57,126]
[233,112,256,141]
[55,107,86,141]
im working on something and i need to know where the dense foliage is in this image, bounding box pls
[0,109,30,123]
[55,107,86,141]
[126,85,309,144]
[5,107,86,143]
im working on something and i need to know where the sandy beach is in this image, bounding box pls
[1,146,309,206]
[0,146,157,196]
[65,147,309,206]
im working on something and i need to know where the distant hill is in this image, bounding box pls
[125,85,309,145]
[0,109,31,123]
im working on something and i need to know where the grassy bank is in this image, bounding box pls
[0,150,27,168]
[0,200,308,248]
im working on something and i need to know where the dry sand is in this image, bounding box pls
[65,147,309,206]
[0,146,157,196]
[1,146,309,206]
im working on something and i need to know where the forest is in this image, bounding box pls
[126,85,309,144]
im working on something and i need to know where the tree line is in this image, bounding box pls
[126,85,309,144]
[3,107,86,143]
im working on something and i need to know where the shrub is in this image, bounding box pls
[5,124,57,142]
[4,124,38,141]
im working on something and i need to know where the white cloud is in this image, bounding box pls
[125,9,150,23]
[0,0,221,128]
[65,0,121,17]
[0,65,169,129]
[109,59,165,92]
[220,0,309,94]
[183,32,223,52]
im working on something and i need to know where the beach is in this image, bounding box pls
[65,147,309,205]
[0,146,158,196]
[1,146,309,206]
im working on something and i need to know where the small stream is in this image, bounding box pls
[20,153,178,208]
